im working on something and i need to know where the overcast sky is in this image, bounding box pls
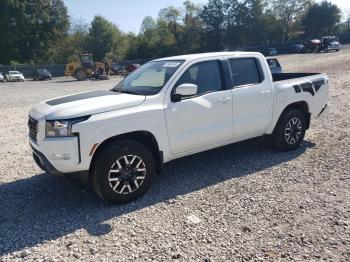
[63,0,350,33]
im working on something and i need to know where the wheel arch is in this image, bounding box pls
[89,131,163,183]
[276,101,311,131]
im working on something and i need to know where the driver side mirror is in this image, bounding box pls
[171,83,198,102]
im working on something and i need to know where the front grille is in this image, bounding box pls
[28,116,38,142]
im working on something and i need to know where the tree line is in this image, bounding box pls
[0,0,344,65]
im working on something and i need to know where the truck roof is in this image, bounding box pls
[154,51,262,62]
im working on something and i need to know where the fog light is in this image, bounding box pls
[50,154,71,161]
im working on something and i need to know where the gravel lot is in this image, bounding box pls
[0,47,350,261]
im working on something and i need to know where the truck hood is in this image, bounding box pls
[31,90,146,120]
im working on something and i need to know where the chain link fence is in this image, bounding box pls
[0,64,65,78]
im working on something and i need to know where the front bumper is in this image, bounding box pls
[30,135,82,173]
[31,144,89,184]
[28,109,88,174]
[31,144,63,176]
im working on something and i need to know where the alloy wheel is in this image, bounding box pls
[108,155,147,195]
[284,117,303,145]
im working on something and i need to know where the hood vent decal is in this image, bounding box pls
[46,91,120,106]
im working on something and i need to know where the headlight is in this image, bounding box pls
[46,116,90,137]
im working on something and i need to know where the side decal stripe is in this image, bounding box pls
[292,79,325,96]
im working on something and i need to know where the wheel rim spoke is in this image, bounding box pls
[130,156,137,165]
[113,181,121,190]
[123,155,129,165]
[120,184,127,194]
[136,159,143,168]
[116,159,122,169]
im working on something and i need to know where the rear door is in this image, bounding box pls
[229,57,274,139]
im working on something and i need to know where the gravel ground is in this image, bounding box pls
[0,47,349,262]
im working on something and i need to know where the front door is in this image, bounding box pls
[165,60,233,155]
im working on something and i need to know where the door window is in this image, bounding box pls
[229,58,262,87]
[175,61,223,96]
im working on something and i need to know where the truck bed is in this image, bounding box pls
[272,73,321,82]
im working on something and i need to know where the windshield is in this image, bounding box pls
[113,60,184,96]
[37,69,48,73]
[9,71,20,75]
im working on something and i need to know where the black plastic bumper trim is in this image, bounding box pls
[318,104,328,117]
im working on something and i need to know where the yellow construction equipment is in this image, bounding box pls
[65,54,106,81]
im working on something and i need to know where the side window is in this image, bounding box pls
[229,58,262,87]
[175,61,223,96]
[267,59,278,68]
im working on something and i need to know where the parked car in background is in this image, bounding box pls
[263,48,278,56]
[0,72,5,82]
[33,68,52,80]
[125,63,141,76]
[112,64,126,75]
[267,58,282,73]
[289,44,305,54]
[6,71,25,82]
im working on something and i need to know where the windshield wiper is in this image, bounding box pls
[118,90,140,95]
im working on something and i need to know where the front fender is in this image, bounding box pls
[72,105,170,171]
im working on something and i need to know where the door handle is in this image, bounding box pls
[260,90,271,95]
[217,98,232,104]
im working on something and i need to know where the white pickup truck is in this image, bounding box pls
[28,52,329,203]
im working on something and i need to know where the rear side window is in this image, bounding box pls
[229,58,262,87]
[267,59,278,68]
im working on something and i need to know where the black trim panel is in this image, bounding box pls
[272,73,321,82]
[293,85,302,93]
[313,79,325,92]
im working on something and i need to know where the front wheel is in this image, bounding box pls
[92,140,156,204]
[75,69,87,81]
[269,109,307,151]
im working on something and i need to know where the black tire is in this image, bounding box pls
[269,109,307,151]
[91,140,156,204]
[75,69,87,81]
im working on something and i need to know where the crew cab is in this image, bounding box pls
[28,52,329,203]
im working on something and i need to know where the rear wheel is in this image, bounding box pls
[92,140,156,204]
[75,69,87,81]
[269,109,306,151]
